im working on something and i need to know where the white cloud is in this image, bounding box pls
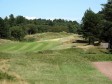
[25,16,37,20]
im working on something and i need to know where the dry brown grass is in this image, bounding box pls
[0,59,28,84]
[0,39,14,44]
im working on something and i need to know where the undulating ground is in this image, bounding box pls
[0,32,112,84]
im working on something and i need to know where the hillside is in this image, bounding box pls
[0,33,112,84]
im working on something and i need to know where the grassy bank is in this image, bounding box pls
[0,33,112,84]
[0,48,112,84]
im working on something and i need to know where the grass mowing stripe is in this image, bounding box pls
[4,46,17,51]
[0,44,15,51]
[26,42,56,52]
[4,42,31,52]
[7,43,25,51]
[0,41,58,53]
[30,42,48,52]
[43,42,58,50]
[27,43,44,52]
[16,42,34,52]
[23,42,40,52]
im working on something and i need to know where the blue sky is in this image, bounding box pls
[0,0,106,21]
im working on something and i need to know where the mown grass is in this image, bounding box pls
[0,41,59,53]
[0,32,77,53]
[0,33,112,84]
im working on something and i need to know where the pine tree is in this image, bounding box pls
[101,0,112,49]
[81,9,102,44]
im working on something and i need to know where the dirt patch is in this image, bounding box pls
[93,62,112,80]
[77,45,94,49]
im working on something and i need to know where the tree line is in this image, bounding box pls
[1,0,112,50]
[80,0,112,49]
[0,14,80,40]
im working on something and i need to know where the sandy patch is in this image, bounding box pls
[93,62,112,80]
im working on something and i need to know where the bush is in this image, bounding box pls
[10,26,25,41]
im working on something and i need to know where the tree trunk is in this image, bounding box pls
[108,38,112,52]
[88,38,91,45]
[88,37,94,45]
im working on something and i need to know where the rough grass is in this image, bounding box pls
[0,71,15,80]
[0,33,112,84]
[81,48,112,61]
[0,49,112,84]
[24,32,74,41]
[0,32,75,53]
[0,39,14,44]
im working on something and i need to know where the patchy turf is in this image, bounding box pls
[0,48,112,84]
[24,32,74,41]
[0,33,112,84]
[0,33,77,53]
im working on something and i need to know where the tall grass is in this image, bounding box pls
[3,48,111,84]
[24,32,74,41]
[0,71,15,81]
[0,33,112,84]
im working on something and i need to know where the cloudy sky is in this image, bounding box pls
[0,0,106,21]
